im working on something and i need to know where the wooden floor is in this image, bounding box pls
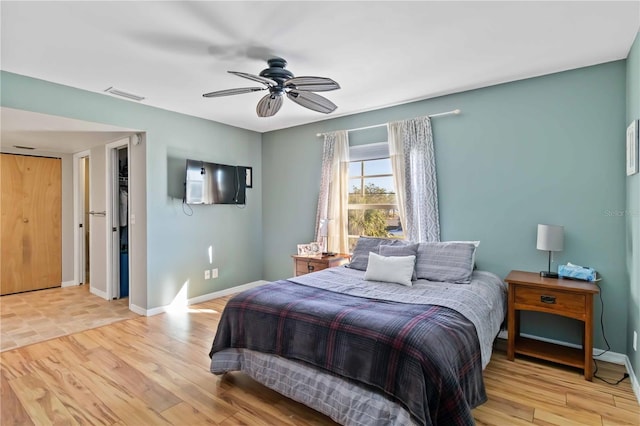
[1,290,638,426]
[0,284,138,352]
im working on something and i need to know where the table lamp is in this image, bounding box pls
[536,224,564,278]
[319,218,335,256]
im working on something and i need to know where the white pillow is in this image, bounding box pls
[364,252,416,287]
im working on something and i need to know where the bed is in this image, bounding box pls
[209,240,507,426]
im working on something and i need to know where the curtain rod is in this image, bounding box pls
[316,109,461,137]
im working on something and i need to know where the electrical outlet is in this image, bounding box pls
[204,269,211,280]
[634,331,637,352]
[211,268,218,279]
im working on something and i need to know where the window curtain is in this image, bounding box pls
[388,116,440,243]
[315,131,350,254]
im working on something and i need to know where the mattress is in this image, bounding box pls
[210,267,507,426]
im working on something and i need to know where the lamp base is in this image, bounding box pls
[540,271,559,278]
[322,252,336,257]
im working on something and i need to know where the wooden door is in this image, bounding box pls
[1,153,62,295]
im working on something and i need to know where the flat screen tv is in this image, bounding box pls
[185,159,246,205]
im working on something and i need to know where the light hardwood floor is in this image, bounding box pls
[0,284,138,352]
[1,291,638,425]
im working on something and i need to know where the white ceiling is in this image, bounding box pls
[1,1,639,135]
[0,107,138,154]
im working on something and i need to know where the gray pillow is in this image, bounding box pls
[347,237,406,271]
[379,243,419,280]
[415,242,476,283]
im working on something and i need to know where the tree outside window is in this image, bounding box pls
[348,158,402,250]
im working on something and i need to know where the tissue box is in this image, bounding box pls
[558,264,596,281]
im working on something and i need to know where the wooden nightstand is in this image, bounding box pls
[504,270,600,381]
[292,254,351,277]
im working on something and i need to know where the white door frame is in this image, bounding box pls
[105,138,130,301]
[72,150,91,286]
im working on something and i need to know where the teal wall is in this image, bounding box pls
[1,58,633,356]
[263,61,628,353]
[626,32,640,378]
[1,71,263,310]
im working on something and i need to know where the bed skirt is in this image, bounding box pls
[211,348,418,426]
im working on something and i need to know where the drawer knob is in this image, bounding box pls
[308,264,314,272]
[541,295,556,304]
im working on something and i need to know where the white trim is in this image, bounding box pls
[104,139,129,301]
[625,357,640,404]
[497,331,640,403]
[72,150,91,288]
[61,280,78,288]
[137,281,269,317]
[90,285,108,299]
[126,135,136,311]
[129,303,147,316]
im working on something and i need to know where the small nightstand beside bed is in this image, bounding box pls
[209,238,507,426]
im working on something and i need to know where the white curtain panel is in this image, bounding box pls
[388,116,440,243]
[315,131,350,253]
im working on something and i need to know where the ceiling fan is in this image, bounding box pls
[203,58,340,117]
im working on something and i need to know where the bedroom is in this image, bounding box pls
[1,1,639,424]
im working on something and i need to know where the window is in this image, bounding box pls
[347,155,402,250]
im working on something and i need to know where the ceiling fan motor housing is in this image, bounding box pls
[260,58,293,91]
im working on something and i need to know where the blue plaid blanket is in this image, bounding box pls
[209,280,485,426]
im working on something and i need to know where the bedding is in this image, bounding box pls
[347,236,405,270]
[379,243,419,280]
[363,251,415,286]
[210,266,507,426]
[415,242,477,283]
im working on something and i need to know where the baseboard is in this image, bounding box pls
[129,303,147,316]
[142,280,270,317]
[497,330,625,364]
[61,280,78,288]
[625,357,640,404]
[89,286,108,300]
[497,330,640,404]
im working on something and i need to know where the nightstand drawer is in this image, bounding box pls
[295,259,328,275]
[514,286,585,316]
[293,254,351,277]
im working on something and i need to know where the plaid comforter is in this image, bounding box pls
[209,280,486,426]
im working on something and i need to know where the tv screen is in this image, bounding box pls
[185,159,245,205]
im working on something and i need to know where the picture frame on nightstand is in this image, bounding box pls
[627,119,639,176]
[297,242,321,256]
[297,244,311,255]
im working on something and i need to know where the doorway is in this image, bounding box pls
[117,146,129,299]
[106,139,130,301]
[73,150,91,287]
[1,153,62,295]
[83,157,90,284]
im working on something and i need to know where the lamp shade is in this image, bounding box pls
[536,224,564,252]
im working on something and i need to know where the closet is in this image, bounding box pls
[118,148,129,298]
[1,153,62,295]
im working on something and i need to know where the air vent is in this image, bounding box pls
[13,145,36,150]
[104,87,145,102]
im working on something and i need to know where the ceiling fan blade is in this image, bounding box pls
[203,87,266,97]
[287,91,337,114]
[284,76,340,92]
[256,93,283,117]
[229,71,276,87]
